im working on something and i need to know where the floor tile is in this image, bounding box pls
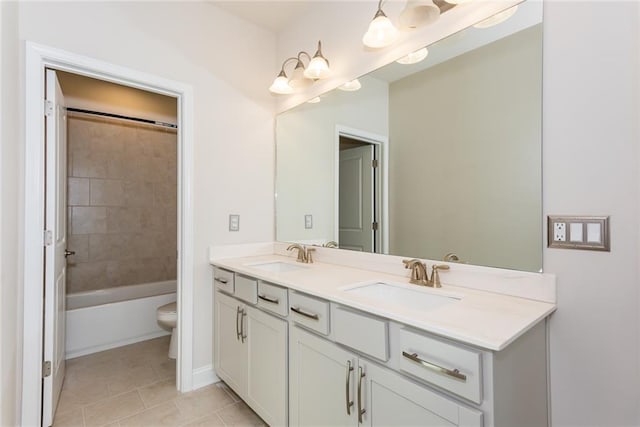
[181,413,225,427]
[118,402,189,427]
[83,390,145,426]
[138,378,180,408]
[174,385,234,421]
[52,408,84,427]
[217,402,266,427]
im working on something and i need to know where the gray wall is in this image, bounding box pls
[389,25,542,272]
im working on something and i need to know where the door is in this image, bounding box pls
[339,145,375,252]
[214,291,248,396]
[246,305,288,426]
[363,361,483,427]
[289,326,357,426]
[42,69,67,427]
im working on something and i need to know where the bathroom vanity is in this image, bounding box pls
[211,251,555,427]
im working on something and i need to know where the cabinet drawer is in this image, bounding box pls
[289,291,330,335]
[398,328,482,404]
[333,305,388,361]
[257,281,288,317]
[213,267,234,294]
[235,274,258,304]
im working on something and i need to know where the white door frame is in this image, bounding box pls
[22,42,195,426]
[334,125,389,254]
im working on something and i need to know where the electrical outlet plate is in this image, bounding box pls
[547,216,610,251]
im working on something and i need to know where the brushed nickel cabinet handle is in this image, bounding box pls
[357,366,366,423]
[402,351,467,381]
[241,309,247,343]
[290,306,319,320]
[215,277,228,284]
[236,306,242,341]
[345,360,354,415]
[258,294,279,304]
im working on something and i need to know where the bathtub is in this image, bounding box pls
[65,280,177,359]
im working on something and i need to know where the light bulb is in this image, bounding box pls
[269,74,293,95]
[363,14,399,48]
[473,5,518,29]
[338,79,362,92]
[396,48,429,65]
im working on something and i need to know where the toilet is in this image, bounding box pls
[156,302,177,359]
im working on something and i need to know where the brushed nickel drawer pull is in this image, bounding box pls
[258,294,279,304]
[345,360,354,415]
[357,366,366,423]
[290,306,319,320]
[235,306,242,341]
[215,277,228,284]
[402,351,467,381]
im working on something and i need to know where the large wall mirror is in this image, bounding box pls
[276,1,543,273]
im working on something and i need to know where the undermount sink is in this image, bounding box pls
[246,261,307,273]
[341,282,461,311]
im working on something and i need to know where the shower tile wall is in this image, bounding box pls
[66,114,177,293]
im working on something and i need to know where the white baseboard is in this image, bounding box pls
[66,331,170,360]
[192,364,219,390]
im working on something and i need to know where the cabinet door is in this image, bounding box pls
[362,361,483,427]
[214,291,248,397]
[245,305,288,427]
[289,327,357,426]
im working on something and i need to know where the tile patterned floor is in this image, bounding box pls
[53,337,266,427]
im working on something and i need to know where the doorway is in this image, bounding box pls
[335,126,388,254]
[22,43,195,426]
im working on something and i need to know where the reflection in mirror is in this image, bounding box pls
[276,1,543,272]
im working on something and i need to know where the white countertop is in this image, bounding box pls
[211,254,556,351]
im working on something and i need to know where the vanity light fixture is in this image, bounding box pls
[399,0,440,31]
[269,41,331,95]
[338,79,362,92]
[362,0,399,48]
[396,47,429,64]
[473,5,518,29]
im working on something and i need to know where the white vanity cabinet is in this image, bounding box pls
[289,326,482,427]
[214,289,288,426]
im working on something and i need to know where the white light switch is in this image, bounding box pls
[587,223,601,243]
[229,214,240,232]
[304,214,313,229]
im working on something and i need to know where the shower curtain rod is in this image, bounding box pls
[66,107,178,129]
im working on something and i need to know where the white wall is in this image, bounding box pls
[543,2,639,425]
[276,75,388,244]
[276,1,640,425]
[1,1,21,425]
[4,2,277,418]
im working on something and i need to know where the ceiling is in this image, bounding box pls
[211,1,311,33]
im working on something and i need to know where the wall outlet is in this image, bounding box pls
[304,214,313,229]
[553,222,566,242]
[229,214,240,232]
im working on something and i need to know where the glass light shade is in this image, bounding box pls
[362,15,399,48]
[304,56,330,79]
[289,65,313,90]
[399,0,440,30]
[307,97,321,104]
[269,75,293,94]
[338,79,362,92]
[396,47,429,65]
[473,5,518,29]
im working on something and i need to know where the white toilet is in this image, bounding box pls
[157,302,177,359]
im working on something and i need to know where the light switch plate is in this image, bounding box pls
[229,214,240,232]
[547,216,609,251]
[304,214,313,229]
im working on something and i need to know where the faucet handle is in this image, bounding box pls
[305,247,315,264]
[431,264,450,288]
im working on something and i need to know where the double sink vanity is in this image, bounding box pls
[211,247,556,427]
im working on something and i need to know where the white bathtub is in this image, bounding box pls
[65,280,177,359]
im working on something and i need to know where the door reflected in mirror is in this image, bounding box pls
[276,1,543,273]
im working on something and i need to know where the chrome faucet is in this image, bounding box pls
[402,259,450,288]
[287,244,315,264]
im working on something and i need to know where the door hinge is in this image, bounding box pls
[44,100,54,117]
[42,361,51,378]
[372,159,379,168]
[43,230,53,246]
[372,222,379,231]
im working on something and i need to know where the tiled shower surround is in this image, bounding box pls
[66,114,177,293]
